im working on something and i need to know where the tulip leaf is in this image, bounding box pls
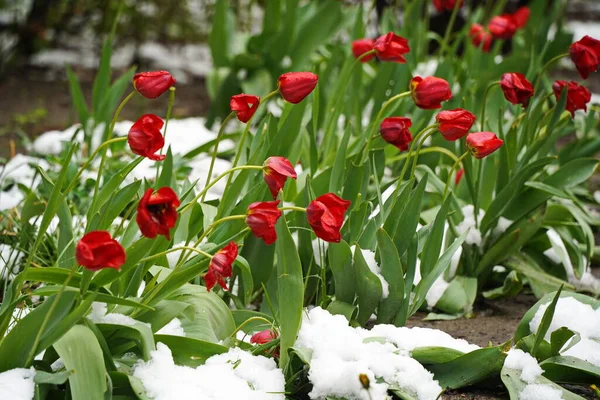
[328,240,356,304]
[376,228,404,324]
[155,335,228,367]
[353,244,383,326]
[541,356,600,384]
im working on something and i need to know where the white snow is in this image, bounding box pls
[156,318,186,337]
[350,246,390,299]
[134,343,285,400]
[0,368,35,400]
[593,190,600,204]
[520,384,564,400]
[504,349,563,400]
[0,154,49,188]
[455,205,484,246]
[529,296,600,366]
[28,124,83,156]
[424,277,450,310]
[0,244,25,281]
[87,302,143,327]
[295,307,477,400]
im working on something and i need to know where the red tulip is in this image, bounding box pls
[352,38,376,62]
[133,70,176,99]
[230,94,260,123]
[374,32,410,63]
[410,76,452,110]
[380,117,412,151]
[307,193,350,243]
[488,15,517,40]
[436,109,476,141]
[278,72,318,104]
[512,6,530,29]
[205,242,238,291]
[263,156,297,199]
[246,201,282,245]
[466,132,504,159]
[469,24,493,52]
[76,231,125,271]
[127,114,166,161]
[570,35,600,79]
[455,168,464,186]
[500,72,534,107]
[433,0,463,12]
[552,80,592,117]
[136,187,180,240]
[250,329,278,345]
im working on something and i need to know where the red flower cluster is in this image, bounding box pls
[76,231,125,271]
[307,193,351,243]
[433,0,463,13]
[351,32,410,64]
[469,24,493,52]
[570,36,600,80]
[552,80,591,118]
[410,76,452,109]
[436,109,476,141]
[466,132,504,159]
[137,187,181,240]
[205,242,238,291]
[133,71,176,99]
[500,72,534,108]
[469,7,529,51]
[128,114,166,161]
[380,117,412,151]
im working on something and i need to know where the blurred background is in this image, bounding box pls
[0,0,597,155]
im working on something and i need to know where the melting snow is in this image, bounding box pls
[504,349,563,400]
[156,318,186,337]
[0,368,35,400]
[455,205,484,246]
[88,302,144,327]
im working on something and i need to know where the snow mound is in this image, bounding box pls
[295,307,479,400]
[455,205,484,246]
[134,343,285,400]
[529,296,600,366]
[156,318,185,337]
[88,302,145,327]
[504,350,563,400]
[0,368,35,400]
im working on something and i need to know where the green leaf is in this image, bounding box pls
[274,213,304,369]
[327,240,356,304]
[34,369,73,385]
[532,285,563,357]
[157,147,173,188]
[154,335,227,367]
[97,321,155,361]
[353,244,382,326]
[53,325,107,400]
[420,196,451,276]
[411,347,467,364]
[376,228,404,324]
[329,125,352,195]
[66,65,89,126]
[501,366,585,400]
[136,300,193,332]
[391,176,427,257]
[550,327,577,357]
[88,180,141,232]
[209,0,233,67]
[326,300,358,322]
[541,356,600,384]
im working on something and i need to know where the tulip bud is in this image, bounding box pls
[500,72,534,108]
[436,109,476,141]
[230,94,260,123]
[307,193,350,243]
[133,70,176,99]
[250,329,278,345]
[352,39,376,62]
[263,157,297,199]
[246,201,282,245]
[205,242,238,291]
[128,114,166,161]
[76,231,126,271]
[488,15,517,40]
[433,0,463,12]
[569,35,600,80]
[380,117,412,151]
[136,187,180,240]
[374,32,410,63]
[512,6,530,29]
[469,24,493,52]
[455,168,464,186]
[552,80,591,118]
[466,132,504,159]
[278,72,318,104]
[410,76,452,110]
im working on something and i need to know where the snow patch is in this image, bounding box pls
[87,302,144,327]
[156,318,186,337]
[455,205,484,246]
[350,246,390,299]
[0,368,35,400]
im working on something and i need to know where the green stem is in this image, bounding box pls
[226,90,279,188]
[474,156,485,228]
[533,53,569,93]
[360,91,411,164]
[140,246,213,263]
[387,146,459,164]
[64,137,128,194]
[155,87,176,182]
[26,262,78,365]
[194,215,247,246]
[202,112,234,202]
[228,316,274,339]
[439,0,462,57]
[398,125,437,183]
[279,206,306,213]
[480,81,500,131]
[410,129,437,178]
[443,151,470,197]
[89,91,136,216]
[180,165,264,213]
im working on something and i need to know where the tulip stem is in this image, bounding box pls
[228,316,274,339]
[361,91,411,164]
[89,91,137,219]
[226,90,279,188]
[439,0,462,57]
[140,246,213,263]
[279,206,307,213]
[64,136,129,194]
[202,112,235,202]
[180,165,264,213]
[195,215,247,247]
[398,124,437,183]
[387,146,460,164]
[480,81,500,131]
[533,53,569,93]
[410,129,437,178]
[26,261,79,366]
[443,151,470,197]
[155,87,177,182]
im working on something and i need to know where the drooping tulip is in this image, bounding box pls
[500,72,534,107]
[569,35,600,79]
[230,94,260,123]
[133,70,176,99]
[374,32,410,63]
[552,80,592,117]
[436,109,476,141]
[307,193,351,243]
[352,39,376,62]
[246,201,282,245]
[205,242,238,291]
[469,24,493,52]
[380,117,412,151]
[76,231,126,271]
[410,76,452,110]
[466,132,504,159]
[136,187,180,240]
[263,156,297,199]
[127,114,166,161]
[488,15,517,40]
